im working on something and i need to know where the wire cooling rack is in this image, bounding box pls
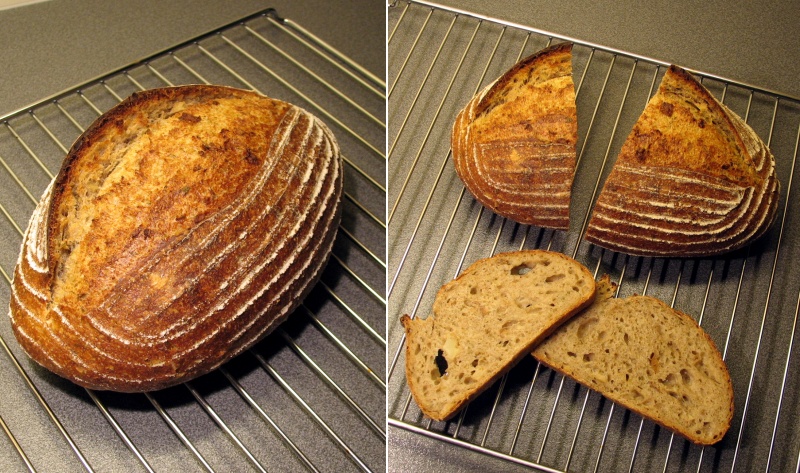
[388,1,800,472]
[0,7,385,473]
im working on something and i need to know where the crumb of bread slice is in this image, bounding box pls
[533,275,733,445]
[401,250,596,421]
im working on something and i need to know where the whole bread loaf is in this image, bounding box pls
[533,276,733,445]
[585,65,780,257]
[401,250,595,421]
[451,43,578,229]
[9,85,342,392]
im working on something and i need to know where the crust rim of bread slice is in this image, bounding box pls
[533,276,734,445]
[401,249,596,421]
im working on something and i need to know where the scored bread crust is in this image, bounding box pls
[401,250,596,421]
[533,276,734,445]
[9,85,342,392]
[585,65,780,257]
[451,42,578,229]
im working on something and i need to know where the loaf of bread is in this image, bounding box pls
[401,250,596,421]
[451,43,578,229]
[9,85,342,392]
[585,65,780,257]
[533,276,733,445]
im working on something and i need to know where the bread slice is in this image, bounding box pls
[451,42,578,229]
[401,250,596,421]
[533,276,733,445]
[10,85,342,391]
[585,65,780,257]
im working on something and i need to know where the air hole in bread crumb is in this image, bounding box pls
[501,320,516,330]
[469,286,478,295]
[623,333,629,344]
[567,351,576,357]
[472,359,479,367]
[545,273,565,283]
[430,368,440,381]
[583,353,594,362]
[681,369,691,384]
[510,263,532,276]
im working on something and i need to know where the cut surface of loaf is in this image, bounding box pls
[401,250,596,421]
[9,85,342,392]
[585,65,780,257]
[451,42,578,229]
[533,276,733,445]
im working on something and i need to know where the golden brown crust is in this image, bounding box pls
[451,43,577,229]
[10,85,342,391]
[585,65,780,257]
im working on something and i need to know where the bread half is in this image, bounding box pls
[9,85,342,392]
[585,65,780,257]
[451,43,578,229]
[533,276,733,445]
[401,250,595,421]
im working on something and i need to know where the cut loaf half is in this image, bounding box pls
[533,276,733,445]
[451,42,578,229]
[401,250,596,421]
[585,65,779,257]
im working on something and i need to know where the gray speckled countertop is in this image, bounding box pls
[0,0,385,117]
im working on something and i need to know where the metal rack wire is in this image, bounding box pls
[388,1,800,472]
[0,7,385,472]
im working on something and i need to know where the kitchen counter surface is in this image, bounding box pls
[0,0,385,117]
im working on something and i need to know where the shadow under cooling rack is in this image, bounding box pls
[0,7,386,473]
[388,1,800,472]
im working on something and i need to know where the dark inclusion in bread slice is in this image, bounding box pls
[451,42,578,230]
[585,65,780,257]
